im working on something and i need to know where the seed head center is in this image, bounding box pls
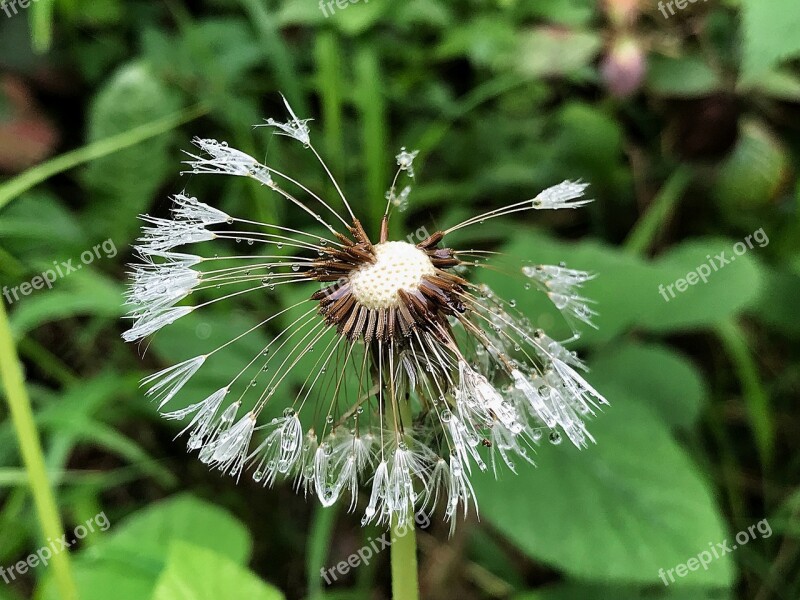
[349,241,435,310]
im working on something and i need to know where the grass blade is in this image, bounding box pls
[0,104,208,211]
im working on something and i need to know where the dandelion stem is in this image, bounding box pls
[0,302,77,599]
[307,504,338,600]
[390,398,420,600]
[624,166,693,255]
[390,513,419,600]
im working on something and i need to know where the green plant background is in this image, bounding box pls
[0,0,798,599]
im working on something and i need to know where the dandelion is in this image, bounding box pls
[123,96,608,530]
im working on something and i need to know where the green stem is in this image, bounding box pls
[623,166,693,255]
[0,302,77,599]
[715,319,773,465]
[306,504,338,600]
[389,398,420,600]
[390,514,419,600]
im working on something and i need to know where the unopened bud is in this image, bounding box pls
[600,36,646,98]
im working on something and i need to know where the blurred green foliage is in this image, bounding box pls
[0,0,799,599]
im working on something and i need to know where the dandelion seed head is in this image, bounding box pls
[348,242,435,310]
[123,94,608,532]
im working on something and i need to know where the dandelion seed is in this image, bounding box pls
[124,95,608,531]
[137,217,215,253]
[530,180,592,210]
[396,147,419,177]
[141,355,206,410]
[170,193,232,224]
[258,94,311,146]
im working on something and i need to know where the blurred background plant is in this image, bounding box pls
[0,0,798,599]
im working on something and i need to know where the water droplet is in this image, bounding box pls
[549,431,562,445]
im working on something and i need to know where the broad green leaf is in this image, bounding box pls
[516,0,596,27]
[483,231,764,344]
[395,0,453,28]
[589,341,706,430]
[645,238,764,332]
[741,68,800,102]
[515,583,732,599]
[37,495,251,600]
[713,120,790,211]
[647,55,722,97]
[474,401,733,585]
[0,191,85,258]
[747,265,800,338]
[516,27,601,78]
[331,0,390,35]
[741,0,800,82]
[152,542,285,600]
[86,494,251,567]
[83,61,181,241]
[436,17,519,70]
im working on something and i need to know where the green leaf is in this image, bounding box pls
[647,55,722,97]
[83,61,182,241]
[515,583,732,599]
[152,542,285,600]
[741,0,800,82]
[36,495,252,600]
[516,27,601,78]
[0,191,85,258]
[474,401,734,586]
[437,17,519,70]
[643,238,764,332]
[747,265,800,338]
[95,494,251,567]
[516,0,596,27]
[9,270,124,338]
[589,341,707,430]
[483,231,764,344]
[712,120,790,211]
[331,0,390,35]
